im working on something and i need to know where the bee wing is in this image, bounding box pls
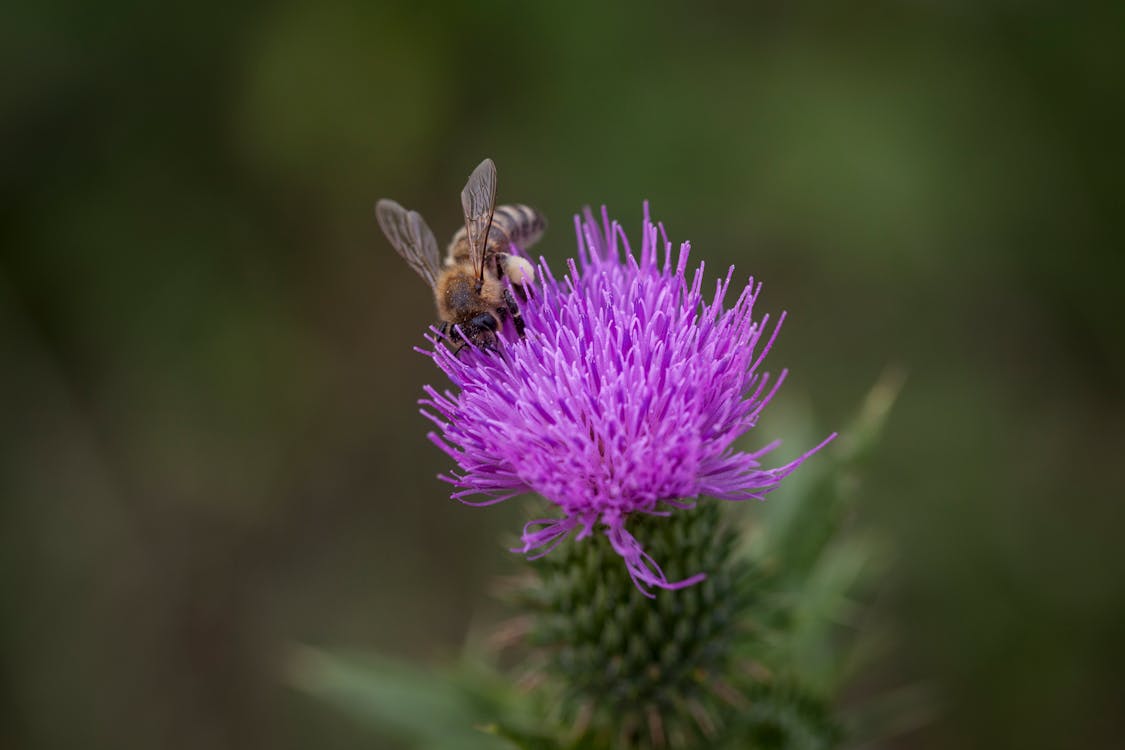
[374,199,442,289]
[460,158,497,279]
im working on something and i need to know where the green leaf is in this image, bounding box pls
[758,367,905,583]
[785,535,877,691]
[285,645,515,750]
[477,722,561,750]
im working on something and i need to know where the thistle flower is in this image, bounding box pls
[421,205,833,595]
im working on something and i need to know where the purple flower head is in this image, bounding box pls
[420,205,834,596]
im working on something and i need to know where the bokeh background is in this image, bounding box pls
[4,1,1123,748]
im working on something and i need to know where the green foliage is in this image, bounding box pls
[286,647,501,750]
[748,370,904,696]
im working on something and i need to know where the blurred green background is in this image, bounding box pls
[3,1,1123,748]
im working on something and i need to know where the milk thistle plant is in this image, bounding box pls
[291,202,903,750]
[422,205,834,596]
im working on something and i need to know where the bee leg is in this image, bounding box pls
[493,252,509,280]
[436,320,456,345]
[492,304,516,339]
[495,252,532,302]
[502,288,526,338]
[437,321,469,356]
[448,335,471,357]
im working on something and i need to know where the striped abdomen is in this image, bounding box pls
[448,204,547,264]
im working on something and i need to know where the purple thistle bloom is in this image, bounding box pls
[420,205,834,596]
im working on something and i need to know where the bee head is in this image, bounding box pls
[464,313,500,352]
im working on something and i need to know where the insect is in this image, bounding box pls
[375,158,546,353]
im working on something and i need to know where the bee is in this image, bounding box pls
[375,158,546,353]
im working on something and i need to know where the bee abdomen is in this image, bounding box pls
[449,204,547,260]
[491,204,546,251]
